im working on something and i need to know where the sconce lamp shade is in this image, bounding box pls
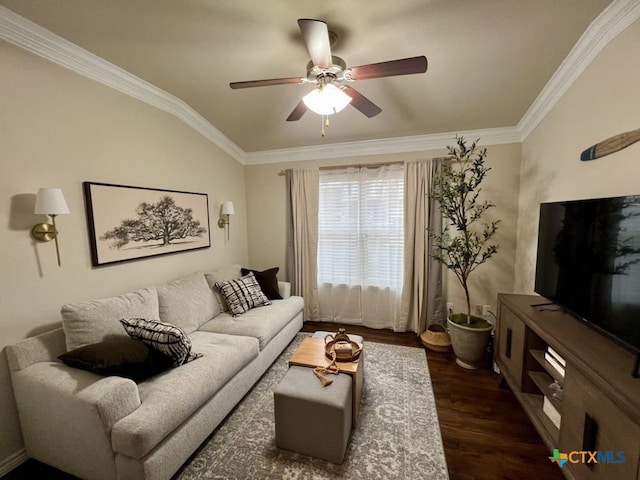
[218,201,235,241]
[32,188,69,267]
[34,188,70,215]
[221,201,235,216]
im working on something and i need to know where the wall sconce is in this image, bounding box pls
[31,188,70,266]
[217,201,235,241]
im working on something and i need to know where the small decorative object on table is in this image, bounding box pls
[324,328,362,362]
[313,328,362,386]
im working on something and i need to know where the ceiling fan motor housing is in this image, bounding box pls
[306,56,349,85]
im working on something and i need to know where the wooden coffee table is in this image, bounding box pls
[288,336,364,427]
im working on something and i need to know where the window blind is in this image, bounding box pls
[318,164,404,289]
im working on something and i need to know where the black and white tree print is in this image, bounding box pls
[101,196,207,249]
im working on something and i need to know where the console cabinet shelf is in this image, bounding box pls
[529,349,564,385]
[495,294,640,480]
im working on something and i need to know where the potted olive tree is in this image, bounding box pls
[430,136,500,369]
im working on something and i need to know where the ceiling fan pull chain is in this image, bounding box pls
[321,115,326,137]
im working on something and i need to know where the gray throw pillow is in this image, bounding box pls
[204,264,242,312]
[61,288,159,351]
[157,273,218,334]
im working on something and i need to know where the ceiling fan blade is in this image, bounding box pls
[342,86,382,118]
[298,19,332,68]
[349,56,428,80]
[230,77,303,89]
[286,101,308,121]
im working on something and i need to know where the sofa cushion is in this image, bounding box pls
[157,272,218,334]
[58,338,172,382]
[241,267,282,300]
[111,332,259,459]
[215,272,271,317]
[120,318,202,367]
[198,296,304,350]
[204,264,242,312]
[61,288,159,351]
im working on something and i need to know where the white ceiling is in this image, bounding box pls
[0,0,617,155]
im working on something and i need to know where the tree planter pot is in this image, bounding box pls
[447,316,493,370]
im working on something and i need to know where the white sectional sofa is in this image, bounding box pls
[6,265,303,480]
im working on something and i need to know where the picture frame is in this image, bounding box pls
[83,182,211,266]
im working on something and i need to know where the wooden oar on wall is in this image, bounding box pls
[580,127,640,161]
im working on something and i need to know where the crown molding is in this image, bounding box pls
[1,2,637,164]
[0,5,245,164]
[243,127,522,165]
[518,0,640,140]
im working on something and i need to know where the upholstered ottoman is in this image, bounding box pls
[274,365,352,463]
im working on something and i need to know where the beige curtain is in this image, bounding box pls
[397,159,444,333]
[286,168,320,320]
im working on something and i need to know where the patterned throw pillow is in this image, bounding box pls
[120,318,202,367]
[215,272,271,317]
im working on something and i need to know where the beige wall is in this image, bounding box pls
[0,41,248,468]
[245,143,521,317]
[514,18,640,293]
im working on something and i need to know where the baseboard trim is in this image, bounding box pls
[0,449,28,477]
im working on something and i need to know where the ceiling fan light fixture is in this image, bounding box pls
[302,83,352,115]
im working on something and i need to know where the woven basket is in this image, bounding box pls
[420,324,452,353]
[324,328,362,362]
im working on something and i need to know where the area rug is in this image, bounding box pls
[175,333,449,480]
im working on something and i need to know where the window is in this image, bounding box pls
[317,165,404,290]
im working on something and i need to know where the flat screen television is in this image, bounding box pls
[534,195,640,354]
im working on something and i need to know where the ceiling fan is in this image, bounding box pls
[230,19,428,123]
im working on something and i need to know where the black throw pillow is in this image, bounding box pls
[58,337,173,382]
[241,267,282,300]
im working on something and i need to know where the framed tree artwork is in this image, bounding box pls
[83,182,211,266]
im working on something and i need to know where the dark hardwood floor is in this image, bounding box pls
[3,322,564,480]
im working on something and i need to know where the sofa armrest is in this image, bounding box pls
[14,362,141,431]
[6,327,66,371]
[11,361,141,476]
[278,281,291,299]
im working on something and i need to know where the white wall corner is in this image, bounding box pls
[0,5,245,164]
[0,449,28,477]
[518,0,640,140]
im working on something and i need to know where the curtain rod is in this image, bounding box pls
[277,157,455,176]
[278,160,406,176]
[317,156,454,169]
[319,160,405,170]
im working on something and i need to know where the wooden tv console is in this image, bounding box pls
[495,294,640,480]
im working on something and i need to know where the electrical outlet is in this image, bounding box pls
[446,302,454,316]
[474,305,483,316]
[482,305,492,316]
